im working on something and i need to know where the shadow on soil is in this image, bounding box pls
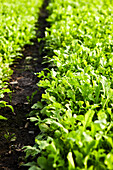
[0,0,49,169]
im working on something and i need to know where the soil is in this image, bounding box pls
[0,1,49,169]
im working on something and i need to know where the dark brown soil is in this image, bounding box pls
[0,1,49,169]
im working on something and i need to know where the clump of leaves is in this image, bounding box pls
[4,131,16,143]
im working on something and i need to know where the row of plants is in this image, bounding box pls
[24,0,113,169]
[0,0,43,119]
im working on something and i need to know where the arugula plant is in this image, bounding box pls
[24,0,113,169]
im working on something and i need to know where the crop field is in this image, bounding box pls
[0,0,113,169]
[24,0,113,169]
[0,0,43,119]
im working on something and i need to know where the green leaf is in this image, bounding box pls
[82,132,93,143]
[29,117,38,122]
[97,110,107,120]
[6,105,14,113]
[0,101,6,107]
[51,121,68,133]
[105,153,113,169]
[23,146,40,158]
[74,150,83,167]
[31,102,43,109]
[67,152,75,169]
[51,68,57,78]
[37,157,47,169]
[39,123,49,132]
[35,139,49,150]
[103,135,113,148]
[0,115,7,120]
[84,110,95,129]
[94,119,107,130]
[24,161,37,167]
[29,165,41,170]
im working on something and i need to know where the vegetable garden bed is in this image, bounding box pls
[0,0,113,169]
[24,0,113,169]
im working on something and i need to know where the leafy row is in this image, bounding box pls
[25,0,113,169]
[0,0,43,118]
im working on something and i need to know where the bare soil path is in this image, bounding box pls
[0,1,49,169]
